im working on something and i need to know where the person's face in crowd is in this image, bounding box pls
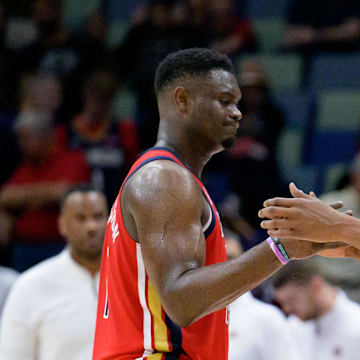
[188,69,242,150]
[274,281,320,321]
[59,191,108,261]
[85,92,112,120]
[32,77,62,113]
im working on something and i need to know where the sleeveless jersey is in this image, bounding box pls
[93,147,228,360]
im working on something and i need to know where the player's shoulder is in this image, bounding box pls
[126,159,201,199]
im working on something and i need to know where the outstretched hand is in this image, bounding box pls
[258,183,349,243]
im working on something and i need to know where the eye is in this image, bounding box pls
[76,215,86,222]
[220,99,230,106]
[94,212,106,221]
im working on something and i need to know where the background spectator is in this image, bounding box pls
[15,0,104,120]
[0,185,107,360]
[0,110,90,271]
[285,0,360,54]
[20,71,63,118]
[206,0,257,57]
[272,258,360,360]
[56,70,139,204]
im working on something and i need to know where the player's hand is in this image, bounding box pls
[258,183,350,243]
[308,194,358,258]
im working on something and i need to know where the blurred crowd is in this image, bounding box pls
[1,0,360,359]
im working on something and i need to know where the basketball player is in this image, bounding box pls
[259,182,360,259]
[92,48,350,360]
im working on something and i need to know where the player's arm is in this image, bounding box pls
[124,162,339,327]
[0,182,71,211]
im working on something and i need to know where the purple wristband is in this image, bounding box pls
[266,237,288,265]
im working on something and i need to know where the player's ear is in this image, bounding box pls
[174,86,190,114]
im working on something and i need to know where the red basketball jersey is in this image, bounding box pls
[93,147,228,360]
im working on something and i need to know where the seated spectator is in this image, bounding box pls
[206,0,257,57]
[0,72,62,222]
[20,71,63,119]
[0,110,90,271]
[56,70,139,204]
[16,0,104,119]
[284,0,360,53]
[226,233,301,360]
[0,266,18,325]
[273,258,360,360]
[0,185,107,359]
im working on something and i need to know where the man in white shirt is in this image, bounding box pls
[226,232,301,360]
[273,258,360,360]
[0,267,18,323]
[229,291,302,360]
[0,185,108,360]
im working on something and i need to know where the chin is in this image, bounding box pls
[221,136,236,149]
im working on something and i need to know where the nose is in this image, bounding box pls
[86,218,99,234]
[230,106,242,122]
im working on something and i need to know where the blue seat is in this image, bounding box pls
[272,92,315,129]
[315,90,360,131]
[309,53,360,92]
[321,163,348,193]
[105,0,141,22]
[308,131,357,166]
[107,20,129,49]
[253,17,285,53]
[246,0,291,18]
[287,165,320,195]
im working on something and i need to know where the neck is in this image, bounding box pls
[69,248,101,278]
[156,121,219,178]
[317,285,338,318]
